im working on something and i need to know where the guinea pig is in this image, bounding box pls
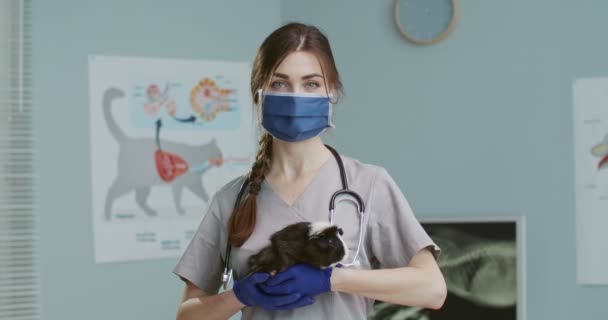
[247,221,348,275]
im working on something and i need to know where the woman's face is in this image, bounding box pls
[268,51,328,95]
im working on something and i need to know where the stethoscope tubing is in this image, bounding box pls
[222,145,365,289]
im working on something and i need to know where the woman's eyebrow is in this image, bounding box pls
[272,73,323,80]
[301,74,323,80]
[273,73,289,79]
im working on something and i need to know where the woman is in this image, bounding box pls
[174,22,446,320]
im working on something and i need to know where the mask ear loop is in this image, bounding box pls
[255,88,264,127]
[319,62,339,105]
[318,63,338,130]
[327,92,336,129]
[320,70,337,129]
[327,89,339,105]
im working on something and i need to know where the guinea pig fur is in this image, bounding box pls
[247,221,348,275]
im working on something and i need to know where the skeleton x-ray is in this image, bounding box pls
[369,220,520,320]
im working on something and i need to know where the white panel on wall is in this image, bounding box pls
[573,77,608,285]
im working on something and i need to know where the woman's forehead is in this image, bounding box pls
[273,51,323,79]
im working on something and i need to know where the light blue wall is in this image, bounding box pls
[31,0,608,319]
[283,0,608,319]
[32,1,280,319]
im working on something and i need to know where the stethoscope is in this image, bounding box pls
[221,145,366,289]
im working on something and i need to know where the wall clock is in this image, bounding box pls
[395,0,459,45]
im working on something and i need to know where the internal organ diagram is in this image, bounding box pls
[144,83,177,116]
[142,78,236,124]
[154,118,224,183]
[103,87,247,219]
[591,134,608,170]
[190,78,235,122]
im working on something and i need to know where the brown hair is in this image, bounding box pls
[227,22,343,247]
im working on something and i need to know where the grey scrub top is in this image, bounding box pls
[173,155,440,320]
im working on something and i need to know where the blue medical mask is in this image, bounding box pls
[259,91,335,142]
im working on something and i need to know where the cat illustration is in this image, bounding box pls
[102,87,223,220]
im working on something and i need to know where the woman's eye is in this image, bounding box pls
[305,81,320,89]
[271,81,288,89]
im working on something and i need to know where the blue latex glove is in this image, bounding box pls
[258,264,332,297]
[233,272,315,311]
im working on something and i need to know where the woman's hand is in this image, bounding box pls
[258,264,333,297]
[233,272,315,310]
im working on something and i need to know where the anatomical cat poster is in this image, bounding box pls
[88,55,255,263]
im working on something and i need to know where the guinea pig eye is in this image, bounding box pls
[338,228,344,236]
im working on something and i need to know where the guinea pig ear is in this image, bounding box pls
[309,231,323,240]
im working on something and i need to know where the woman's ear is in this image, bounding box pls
[327,88,339,104]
